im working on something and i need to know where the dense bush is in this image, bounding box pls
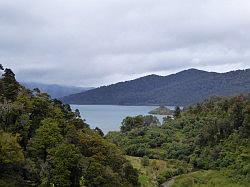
[141,156,150,166]
[0,65,139,187]
[107,94,250,185]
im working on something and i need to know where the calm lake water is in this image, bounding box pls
[71,105,175,134]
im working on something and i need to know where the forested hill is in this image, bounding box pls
[0,65,139,186]
[62,68,250,106]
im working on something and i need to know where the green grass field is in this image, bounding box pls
[126,156,192,187]
[126,156,168,187]
[126,156,249,187]
[172,170,249,187]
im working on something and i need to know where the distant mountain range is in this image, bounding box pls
[61,68,250,106]
[22,82,94,98]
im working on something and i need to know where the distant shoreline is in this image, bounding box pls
[70,104,177,107]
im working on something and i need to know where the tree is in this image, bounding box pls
[143,115,159,126]
[240,103,250,137]
[47,144,83,187]
[0,131,24,164]
[230,96,244,130]
[163,116,173,124]
[120,115,157,133]
[122,162,139,186]
[33,88,41,94]
[75,109,81,118]
[141,156,150,166]
[2,68,20,101]
[121,117,135,133]
[28,119,63,161]
[174,106,181,118]
[94,127,104,137]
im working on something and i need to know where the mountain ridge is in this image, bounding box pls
[22,82,94,98]
[61,68,250,106]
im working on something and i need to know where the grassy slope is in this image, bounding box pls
[172,170,249,187]
[127,156,249,187]
[126,156,167,187]
[126,156,192,187]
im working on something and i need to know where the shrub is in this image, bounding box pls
[141,156,150,166]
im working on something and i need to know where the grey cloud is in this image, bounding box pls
[1,0,250,86]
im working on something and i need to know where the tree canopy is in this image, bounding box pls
[107,94,250,186]
[0,66,139,187]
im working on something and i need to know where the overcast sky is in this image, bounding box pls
[1,0,250,87]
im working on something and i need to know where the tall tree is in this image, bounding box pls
[2,68,20,101]
[28,119,63,162]
[0,132,24,164]
[47,144,83,187]
[174,106,181,118]
[75,109,81,118]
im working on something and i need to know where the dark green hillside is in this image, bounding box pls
[106,94,250,186]
[0,65,139,187]
[62,68,250,106]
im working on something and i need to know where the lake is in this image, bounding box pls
[70,105,175,134]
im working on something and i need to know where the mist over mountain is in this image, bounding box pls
[22,82,94,98]
[62,68,250,106]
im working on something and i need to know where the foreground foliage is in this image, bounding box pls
[0,65,139,187]
[126,156,192,187]
[172,170,249,187]
[107,94,250,186]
